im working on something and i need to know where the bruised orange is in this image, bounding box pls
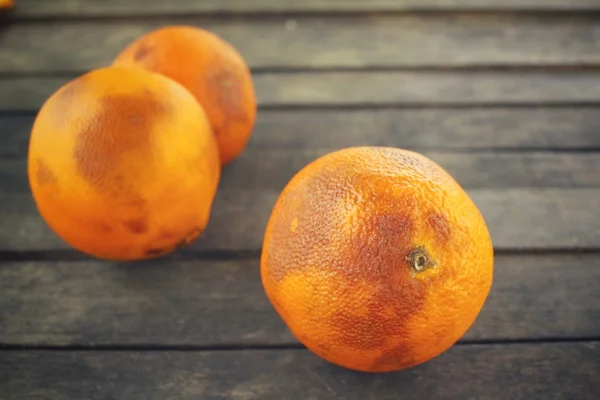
[28,65,221,261]
[260,146,494,372]
[113,25,257,166]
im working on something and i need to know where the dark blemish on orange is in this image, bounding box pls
[182,227,202,245]
[372,343,418,372]
[329,279,424,360]
[36,159,57,185]
[349,212,414,281]
[265,169,342,283]
[207,66,247,138]
[145,247,171,257]
[133,44,153,62]
[73,93,170,195]
[111,174,146,208]
[144,227,202,256]
[328,208,429,355]
[124,218,148,234]
[96,223,112,233]
[330,312,388,351]
[158,230,177,240]
[427,212,451,245]
[312,341,333,359]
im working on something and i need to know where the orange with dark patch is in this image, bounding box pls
[260,147,494,372]
[112,25,257,166]
[27,65,221,261]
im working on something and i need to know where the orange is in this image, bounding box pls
[0,0,13,9]
[260,146,494,372]
[27,65,221,261]
[113,25,257,166]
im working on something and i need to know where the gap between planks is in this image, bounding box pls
[9,0,600,19]
[1,337,599,352]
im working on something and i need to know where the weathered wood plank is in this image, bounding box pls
[223,151,600,189]
[3,151,600,194]
[0,116,32,157]
[1,254,598,346]
[3,72,600,111]
[2,15,600,73]
[1,344,599,400]
[13,0,600,16]
[255,71,600,106]
[3,108,600,157]
[248,108,600,150]
[0,189,598,252]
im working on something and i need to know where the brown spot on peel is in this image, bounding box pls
[36,159,57,185]
[207,67,247,138]
[72,93,169,195]
[144,227,203,257]
[372,343,419,371]
[133,44,152,62]
[348,212,414,281]
[428,212,451,245]
[145,247,172,257]
[96,223,112,233]
[324,211,429,367]
[124,218,148,234]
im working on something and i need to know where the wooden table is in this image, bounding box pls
[1,1,600,399]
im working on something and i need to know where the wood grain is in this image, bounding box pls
[13,0,600,16]
[3,108,600,157]
[1,254,599,346]
[254,71,600,106]
[0,188,598,252]
[4,151,600,194]
[1,343,599,400]
[2,15,600,72]
[3,71,600,111]
[224,150,600,189]
[247,108,600,151]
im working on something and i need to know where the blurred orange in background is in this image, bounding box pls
[0,0,13,10]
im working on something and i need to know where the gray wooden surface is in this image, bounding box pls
[5,152,600,191]
[12,0,600,16]
[0,189,599,252]
[1,254,599,346]
[4,108,600,157]
[1,344,599,400]
[4,72,600,110]
[0,1,598,399]
[3,15,600,72]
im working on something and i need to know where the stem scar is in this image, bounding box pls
[406,246,438,277]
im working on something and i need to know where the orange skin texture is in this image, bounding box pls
[261,147,494,373]
[113,25,257,166]
[28,66,221,261]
